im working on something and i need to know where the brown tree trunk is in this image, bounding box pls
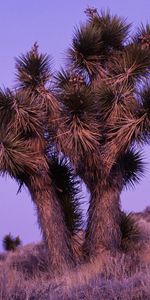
[83,182,122,258]
[28,175,75,273]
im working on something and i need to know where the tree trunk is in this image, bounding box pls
[84,182,122,258]
[28,175,75,273]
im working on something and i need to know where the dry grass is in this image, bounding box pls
[1,210,150,299]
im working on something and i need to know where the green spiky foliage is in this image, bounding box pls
[133,23,150,47]
[68,9,130,78]
[3,234,21,251]
[15,43,59,115]
[112,148,145,189]
[120,212,141,253]
[56,70,100,165]
[15,42,51,90]
[49,155,83,235]
[0,89,47,179]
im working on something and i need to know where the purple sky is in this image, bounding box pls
[0,0,150,250]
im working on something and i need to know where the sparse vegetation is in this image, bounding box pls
[3,234,21,252]
[120,212,141,253]
[0,219,150,300]
[1,6,150,299]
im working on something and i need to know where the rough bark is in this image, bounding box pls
[28,175,75,273]
[83,181,122,258]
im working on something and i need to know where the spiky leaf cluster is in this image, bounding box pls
[134,23,150,48]
[0,87,48,181]
[0,88,14,128]
[0,131,47,178]
[108,45,150,84]
[56,71,100,164]
[111,148,145,189]
[0,87,47,138]
[120,212,141,252]
[15,45,60,149]
[69,11,130,77]
[0,44,60,185]
[49,155,83,234]
[68,24,104,76]
[97,83,137,123]
[139,83,150,116]
[15,43,51,90]
[88,10,130,49]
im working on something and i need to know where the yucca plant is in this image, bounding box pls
[1,7,150,273]
[55,8,150,258]
[0,45,82,273]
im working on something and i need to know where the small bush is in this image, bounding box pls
[120,212,141,253]
[3,234,21,252]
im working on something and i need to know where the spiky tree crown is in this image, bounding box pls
[0,8,149,223]
[0,9,148,189]
[15,42,51,90]
[0,42,57,182]
[55,8,150,190]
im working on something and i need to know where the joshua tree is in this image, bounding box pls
[0,45,82,273]
[0,8,150,271]
[56,9,150,258]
